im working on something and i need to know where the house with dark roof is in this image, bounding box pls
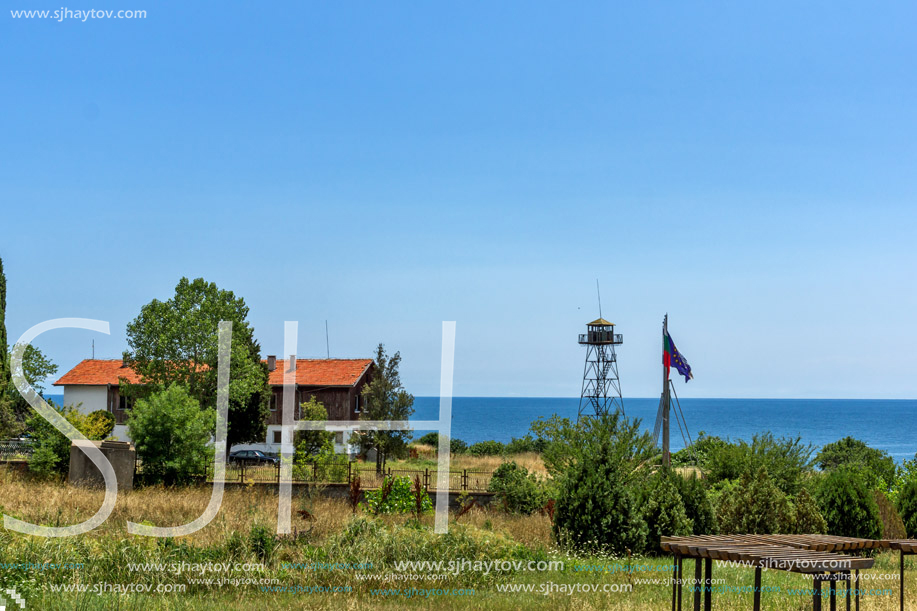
[54,355,375,454]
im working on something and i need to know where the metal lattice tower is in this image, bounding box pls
[577,317,624,419]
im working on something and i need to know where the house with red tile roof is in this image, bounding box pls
[54,355,374,453]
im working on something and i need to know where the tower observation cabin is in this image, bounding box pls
[577,318,624,419]
[578,318,623,346]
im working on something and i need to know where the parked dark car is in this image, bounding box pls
[228,450,279,466]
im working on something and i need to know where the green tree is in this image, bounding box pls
[890,455,917,505]
[641,469,693,554]
[84,410,116,440]
[793,488,827,534]
[703,432,814,496]
[124,277,269,454]
[529,414,586,479]
[896,479,917,538]
[0,395,22,439]
[716,467,795,534]
[359,344,413,473]
[550,412,658,554]
[817,465,882,539]
[0,256,9,391]
[488,461,548,515]
[293,397,333,459]
[0,256,59,426]
[8,345,58,419]
[815,437,896,491]
[26,405,105,478]
[128,384,215,485]
[675,472,718,535]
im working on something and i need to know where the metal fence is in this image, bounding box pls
[0,439,34,460]
[153,461,495,491]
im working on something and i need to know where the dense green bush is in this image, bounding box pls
[504,434,547,454]
[671,432,726,467]
[468,440,505,456]
[488,461,548,515]
[792,488,827,534]
[361,476,433,515]
[295,435,349,482]
[641,470,693,554]
[413,432,468,454]
[416,432,439,446]
[816,437,896,491]
[128,384,215,485]
[716,467,795,534]
[551,412,656,554]
[704,433,814,496]
[896,478,917,538]
[293,398,333,459]
[247,524,278,562]
[675,472,717,535]
[817,466,882,539]
[84,410,115,439]
[26,405,107,478]
[890,455,917,506]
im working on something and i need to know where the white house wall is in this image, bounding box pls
[62,386,107,415]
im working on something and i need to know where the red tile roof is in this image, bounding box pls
[54,359,144,386]
[55,358,373,388]
[267,359,373,387]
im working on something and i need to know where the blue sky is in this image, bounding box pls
[2,1,915,398]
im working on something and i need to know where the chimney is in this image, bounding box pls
[122,353,130,368]
[267,355,276,371]
[289,355,297,372]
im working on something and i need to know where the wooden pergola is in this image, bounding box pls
[660,535,878,611]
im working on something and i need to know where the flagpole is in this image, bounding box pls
[662,314,671,467]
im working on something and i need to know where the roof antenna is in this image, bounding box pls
[92,339,95,359]
[325,320,330,359]
[596,279,603,319]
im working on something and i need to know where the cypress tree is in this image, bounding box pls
[0,256,9,392]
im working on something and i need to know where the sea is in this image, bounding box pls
[412,397,917,463]
[44,395,917,462]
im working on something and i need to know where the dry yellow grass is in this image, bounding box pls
[8,466,917,611]
[0,465,550,548]
[452,452,547,475]
[397,449,548,475]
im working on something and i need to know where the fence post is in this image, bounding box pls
[463,469,467,491]
[424,468,429,490]
[348,461,352,484]
[240,463,245,485]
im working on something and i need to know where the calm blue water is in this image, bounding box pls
[411,397,917,462]
[45,394,917,462]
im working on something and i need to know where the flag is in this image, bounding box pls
[664,332,693,382]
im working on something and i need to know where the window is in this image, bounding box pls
[118,395,134,411]
[272,430,282,444]
[354,395,360,414]
[335,432,344,445]
[270,394,278,412]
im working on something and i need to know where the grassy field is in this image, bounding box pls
[1,466,915,610]
[390,446,548,474]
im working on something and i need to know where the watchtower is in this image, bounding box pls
[577,317,624,418]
